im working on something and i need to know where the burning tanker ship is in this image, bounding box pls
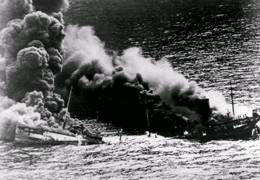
[0,0,259,143]
[58,66,260,140]
[57,32,260,140]
[56,25,260,140]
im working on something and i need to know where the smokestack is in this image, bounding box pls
[194,99,212,125]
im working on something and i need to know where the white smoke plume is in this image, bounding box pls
[118,48,252,116]
[0,86,47,141]
[0,97,43,127]
[63,25,114,75]
[119,48,202,101]
[205,91,251,116]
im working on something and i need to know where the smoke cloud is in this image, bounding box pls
[63,25,114,74]
[0,9,65,100]
[0,11,65,64]
[119,49,201,100]
[0,0,33,29]
[0,93,44,141]
[0,0,79,139]
[61,26,203,106]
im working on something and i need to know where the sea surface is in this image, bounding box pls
[2,136,260,180]
[2,0,260,179]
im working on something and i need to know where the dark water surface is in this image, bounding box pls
[2,0,260,179]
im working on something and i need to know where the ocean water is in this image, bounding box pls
[1,136,260,180]
[2,0,260,179]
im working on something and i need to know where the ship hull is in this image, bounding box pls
[13,125,103,146]
[185,118,259,141]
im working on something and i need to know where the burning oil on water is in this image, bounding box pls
[1,0,260,179]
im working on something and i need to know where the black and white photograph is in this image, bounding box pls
[0,0,260,179]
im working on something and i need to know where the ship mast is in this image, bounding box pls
[63,86,73,129]
[230,81,235,117]
[143,90,151,137]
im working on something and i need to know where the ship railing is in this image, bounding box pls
[17,124,76,137]
[208,117,257,127]
[18,126,44,135]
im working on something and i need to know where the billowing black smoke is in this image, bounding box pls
[1,11,64,100]
[54,25,219,135]
[0,0,86,134]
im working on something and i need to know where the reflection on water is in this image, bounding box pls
[2,136,260,179]
[2,0,260,179]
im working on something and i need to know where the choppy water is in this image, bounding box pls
[2,136,260,180]
[2,0,260,179]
